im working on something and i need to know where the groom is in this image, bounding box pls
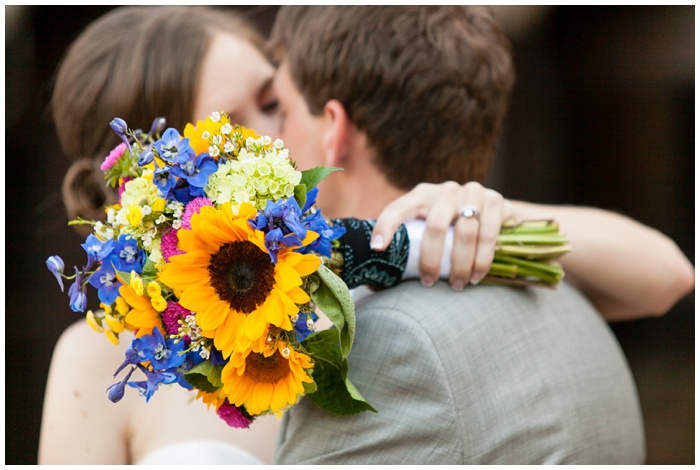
[269,6,644,464]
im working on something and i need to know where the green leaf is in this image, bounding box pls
[303,329,376,415]
[293,183,307,210]
[311,264,355,358]
[300,166,342,190]
[184,361,223,393]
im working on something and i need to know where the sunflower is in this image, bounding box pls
[157,202,320,358]
[221,338,314,416]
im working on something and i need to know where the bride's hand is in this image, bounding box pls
[371,181,513,290]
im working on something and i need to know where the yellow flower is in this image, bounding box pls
[221,339,314,416]
[151,295,167,312]
[146,281,162,298]
[118,286,163,337]
[115,296,130,316]
[104,313,125,333]
[127,205,143,227]
[158,202,320,358]
[86,310,104,333]
[130,272,144,296]
[152,197,166,213]
[104,329,120,345]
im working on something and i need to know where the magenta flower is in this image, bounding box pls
[160,227,185,262]
[101,142,128,171]
[161,301,190,336]
[217,401,253,429]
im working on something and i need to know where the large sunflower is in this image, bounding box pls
[158,202,320,358]
[221,338,314,416]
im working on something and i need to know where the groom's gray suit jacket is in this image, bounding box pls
[275,281,645,464]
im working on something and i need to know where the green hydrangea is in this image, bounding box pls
[205,143,302,210]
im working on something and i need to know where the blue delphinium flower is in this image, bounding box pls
[81,234,113,263]
[251,197,309,263]
[88,264,121,305]
[108,234,145,273]
[107,327,188,403]
[294,311,319,342]
[299,209,346,258]
[153,165,178,199]
[46,256,65,291]
[154,128,194,165]
[128,367,180,402]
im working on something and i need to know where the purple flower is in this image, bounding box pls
[46,256,65,291]
[147,117,166,139]
[67,269,88,312]
[110,117,130,148]
[138,149,154,166]
[107,366,136,403]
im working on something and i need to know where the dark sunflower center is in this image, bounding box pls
[208,241,275,314]
[245,351,290,383]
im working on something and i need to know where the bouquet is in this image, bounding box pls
[47,111,571,427]
[47,112,373,427]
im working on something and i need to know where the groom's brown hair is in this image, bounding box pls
[269,6,515,189]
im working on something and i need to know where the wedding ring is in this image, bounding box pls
[459,205,480,221]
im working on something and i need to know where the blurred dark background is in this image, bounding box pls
[5,6,694,465]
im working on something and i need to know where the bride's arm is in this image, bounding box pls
[509,200,694,321]
[369,181,694,322]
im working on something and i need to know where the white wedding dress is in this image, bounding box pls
[137,439,264,465]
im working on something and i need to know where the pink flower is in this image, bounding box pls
[217,401,253,429]
[160,227,185,262]
[100,142,128,171]
[182,197,214,230]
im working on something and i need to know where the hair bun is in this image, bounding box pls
[61,158,115,234]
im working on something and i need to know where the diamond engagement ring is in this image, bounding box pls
[459,205,480,221]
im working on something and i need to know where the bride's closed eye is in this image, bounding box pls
[260,98,279,114]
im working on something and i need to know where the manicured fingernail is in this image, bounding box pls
[421,276,435,287]
[451,281,465,291]
[470,274,481,285]
[370,234,384,250]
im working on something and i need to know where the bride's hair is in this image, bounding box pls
[52,6,265,225]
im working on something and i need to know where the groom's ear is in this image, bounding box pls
[321,99,350,168]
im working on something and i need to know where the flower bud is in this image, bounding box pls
[46,256,65,291]
[148,117,167,138]
[110,118,128,136]
[138,149,154,166]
